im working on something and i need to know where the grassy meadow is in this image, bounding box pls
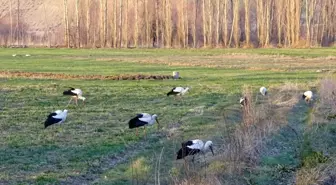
[0,48,336,185]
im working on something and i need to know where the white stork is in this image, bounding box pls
[240,97,247,107]
[167,87,190,99]
[25,54,31,57]
[44,109,68,128]
[260,87,267,96]
[63,87,86,106]
[128,113,160,137]
[302,91,313,103]
[176,139,214,160]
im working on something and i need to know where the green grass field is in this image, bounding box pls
[0,48,336,185]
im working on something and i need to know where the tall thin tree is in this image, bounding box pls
[135,0,139,47]
[17,0,20,45]
[87,0,90,46]
[76,0,80,47]
[119,0,123,47]
[9,0,13,45]
[63,0,70,47]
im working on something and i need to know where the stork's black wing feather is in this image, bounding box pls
[128,115,148,129]
[176,146,201,159]
[44,115,62,128]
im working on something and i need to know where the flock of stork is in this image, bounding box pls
[43,85,314,161]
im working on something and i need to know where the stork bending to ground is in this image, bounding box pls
[167,87,190,100]
[303,91,313,103]
[176,139,214,161]
[63,88,86,106]
[44,109,68,128]
[128,113,160,137]
[260,87,267,96]
[240,97,247,107]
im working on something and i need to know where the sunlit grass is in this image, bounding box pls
[0,48,334,184]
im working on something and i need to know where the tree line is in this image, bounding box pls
[2,0,336,48]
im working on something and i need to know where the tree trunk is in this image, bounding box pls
[104,0,107,47]
[180,0,185,47]
[208,0,212,46]
[215,0,220,47]
[87,0,90,46]
[113,0,117,48]
[76,0,80,47]
[17,0,20,46]
[193,0,197,48]
[202,0,206,47]
[119,0,123,47]
[125,0,128,47]
[155,0,159,47]
[244,0,250,46]
[145,0,149,47]
[185,0,189,47]
[43,2,50,48]
[135,0,139,47]
[223,0,228,46]
[63,0,70,48]
[9,0,13,45]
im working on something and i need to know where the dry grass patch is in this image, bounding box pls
[0,71,173,80]
[174,83,300,185]
[314,76,336,123]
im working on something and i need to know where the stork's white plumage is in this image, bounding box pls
[25,54,31,57]
[240,97,247,107]
[167,87,190,98]
[44,109,68,128]
[260,87,267,96]
[303,91,313,103]
[12,54,17,57]
[176,139,214,160]
[63,88,86,106]
[128,113,160,136]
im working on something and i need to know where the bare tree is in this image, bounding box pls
[275,0,284,46]
[180,0,185,47]
[222,0,228,46]
[135,0,139,47]
[193,0,197,48]
[215,0,220,47]
[113,0,117,48]
[17,0,20,45]
[125,0,128,47]
[305,0,317,46]
[244,0,250,46]
[145,0,149,47]
[9,0,13,45]
[202,0,206,47]
[63,0,70,47]
[43,2,50,47]
[87,0,90,46]
[155,0,159,47]
[185,0,189,47]
[76,0,80,47]
[208,0,212,46]
[119,0,123,47]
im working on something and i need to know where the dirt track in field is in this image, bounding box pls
[0,71,174,80]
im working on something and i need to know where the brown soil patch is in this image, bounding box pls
[0,71,173,80]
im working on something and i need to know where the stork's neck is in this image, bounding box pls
[203,141,212,151]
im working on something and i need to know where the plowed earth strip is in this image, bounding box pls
[0,71,174,80]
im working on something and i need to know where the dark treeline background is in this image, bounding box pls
[1,0,335,48]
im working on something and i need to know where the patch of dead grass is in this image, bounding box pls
[174,83,300,185]
[0,71,173,80]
